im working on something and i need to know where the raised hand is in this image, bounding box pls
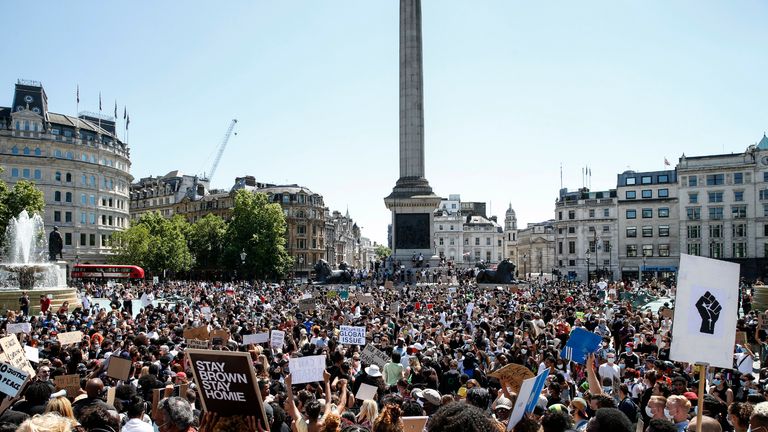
[695,291,722,334]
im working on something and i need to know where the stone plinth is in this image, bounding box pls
[0,286,80,315]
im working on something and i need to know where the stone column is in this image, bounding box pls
[399,0,425,180]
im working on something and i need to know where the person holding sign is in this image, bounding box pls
[284,371,343,432]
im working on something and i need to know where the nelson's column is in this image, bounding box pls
[384,0,442,267]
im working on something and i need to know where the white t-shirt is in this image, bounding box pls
[735,352,754,376]
[598,362,621,383]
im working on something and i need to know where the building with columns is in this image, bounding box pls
[515,220,556,279]
[0,80,132,263]
[433,194,503,265]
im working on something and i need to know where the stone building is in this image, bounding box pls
[327,209,361,268]
[503,203,519,266]
[130,171,207,221]
[515,220,556,279]
[616,170,679,281]
[433,194,504,265]
[0,80,132,263]
[554,188,619,282]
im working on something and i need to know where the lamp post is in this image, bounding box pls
[240,249,246,280]
[523,253,528,280]
[606,243,612,281]
[640,254,647,286]
[585,249,591,286]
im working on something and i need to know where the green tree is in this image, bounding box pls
[188,213,228,269]
[374,245,392,260]
[225,190,291,280]
[109,212,192,274]
[0,179,45,247]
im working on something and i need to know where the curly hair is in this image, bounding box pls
[729,401,753,429]
[372,403,403,432]
[426,402,499,432]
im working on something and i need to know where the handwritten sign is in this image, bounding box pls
[55,374,81,398]
[298,298,315,312]
[0,335,34,376]
[288,355,325,385]
[361,344,389,368]
[24,346,38,363]
[186,339,209,350]
[0,362,28,397]
[355,383,378,401]
[107,356,132,381]
[270,330,285,349]
[488,363,535,393]
[6,323,31,334]
[357,293,375,304]
[243,333,269,345]
[402,416,428,432]
[209,329,229,346]
[183,326,210,341]
[57,331,83,346]
[339,326,366,345]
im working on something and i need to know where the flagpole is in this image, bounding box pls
[75,85,80,135]
[695,362,707,432]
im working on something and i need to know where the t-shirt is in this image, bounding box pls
[383,362,404,386]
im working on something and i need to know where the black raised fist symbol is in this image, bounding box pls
[695,291,722,334]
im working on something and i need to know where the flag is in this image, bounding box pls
[560,327,601,364]
[664,157,671,166]
[126,113,130,130]
[123,107,126,120]
[507,369,550,431]
[670,254,739,369]
[76,85,79,104]
[98,92,102,111]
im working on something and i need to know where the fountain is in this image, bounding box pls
[0,210,77,313]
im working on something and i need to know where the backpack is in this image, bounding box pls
[618,397,639,423]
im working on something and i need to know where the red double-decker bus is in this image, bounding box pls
[71,264,145,280]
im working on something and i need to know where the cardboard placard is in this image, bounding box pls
[107,356,133,381]
[736,331,748,346]
[209,329,229,346]
[361,344,389,368]
[243,333,269,345]
[402,416,428,432]
[186,339,209,350]
[270,330,285,349]
[660,308,673,319]
[107,386,116,406]
[0,335,34,376]
[355,383,377,401]
[56,331,83,346]
[0,362,28,397]
[55,374,81,398]
[288,355,325,385]
[6,323,31,334]
[339,326,366,345]
[186,349,267,427]
[357,293,375,304]
[488,363,535,393]
[298,298,315,312]
[183,326,210,341]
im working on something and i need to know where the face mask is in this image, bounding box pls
[521,349,528,355]
[727,416,733,427]
[693,406,698,415]
[664,408,672,420]
[712,379,722,386]
[603,386,613,394]
[625,348,631,353]
[645,406,654,418]
[557,365,564,370]
[607,357,615,364]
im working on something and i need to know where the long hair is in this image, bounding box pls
[45,397,76,421]
[358,399,379,424]
[372,403,403,432]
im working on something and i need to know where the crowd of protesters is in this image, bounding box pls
[0,268,763,432]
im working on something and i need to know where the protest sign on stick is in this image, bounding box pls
[0,362,28,397]
[488,363,534,393]
[288,355,326,385]
[339,326,366,345]
[186,349,268,428]
[107,356,132,381]
[670,254,739,369]
[55,374,81,398]
[270,330,285,349]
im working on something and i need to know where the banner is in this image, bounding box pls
[288,355,326,385]
[560,328,602,365]
[670,254,739,369]
[339,326,366,345]
[0,362,28,397]
[270,330,285,349]
[243,333,269,345]
[361,345,389,368]
[507,369,549,431]
[186,349,267,427]
[6,323,31,334]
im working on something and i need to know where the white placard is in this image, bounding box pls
[670,254,740,369]
[361,344,389,368]
[270,330,285,349]
[140,293,153,308]
[356,383,378,401]
[243,333,269,345]
[339,326,366,345]
[56,331,83,346]
[201,307,212,318]
[24,346,39,363]
[0,362,28,397]
[289,355,325,385]
[466,302,475,317]
[7,323,31,334]
[152,276,159,284]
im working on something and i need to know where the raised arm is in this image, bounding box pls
[322,370,333,419]
[586,353,603,395]
[333,378,348,416]
[283,374,302,422]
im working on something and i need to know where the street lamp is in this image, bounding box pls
[585,249,591,286]
[523,254,527,280]
[640,254,647,286]
[240,249,247,264]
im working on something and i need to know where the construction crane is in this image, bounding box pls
[204,119,238,184]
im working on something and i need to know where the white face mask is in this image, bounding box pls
[607,357,615,364]
[521,349,527,355]
[645,406,654,418]
[664,408,673,420]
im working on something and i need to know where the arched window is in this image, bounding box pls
[54,149,62,158]
[54,191,61,202]
[11,147,18,155]
[65,151,73,160]
[22,147,29,155]
[55,172,61,181]
[65,173,72,183]
[34,148,41,156]
[23,121,29,131]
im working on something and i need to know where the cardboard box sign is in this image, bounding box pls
[186,349,267,426]
[107,356,133,381]
[209,329,229,345]
[55,374,81,398]
[183,326,210,341]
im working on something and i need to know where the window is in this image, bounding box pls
[90,234,96,246]
[588,226,596,233]
[65,212,72,223]
[568,210,575,220]
[642,226,653,237]
[659,225,670,237]
[641,176,652,184]
[589,209,595,218]
[558,242,563,254]
[626,227,637,238]
[65,173,72,182]
[568,226,575,234]
[11,147,18,155]
[558,211,563,221]
[80,213,86,224]
[709,207,724,220]
[54,211,61,222]
[54,191,61,202]
[22,169,29,178]
[658,208,669,218]
[658,189,669,198]
[764,204,768,217]
[732,205,747,219]
[33,170,41,180]
[659,244,670,257]
[626,210,637,219]
[734,172,744,184]
[64,233,72,246]
[589,240,596,253]
[568,259,576,266]
[732,242,746,258]
[81,174,87,185]
[438,238,444,246]
[764,172,768,182]
[81,194,86,205]
[687,225,701,239]
[603,209,609,217]
[626,245,637,257]
[709,224,723,238]
[642,208,653,218]
[658,174,669,183]
[486,237,491,246]
[55,172,62,182]
[735,191,744,202]
[34,148,41,156]
[80,233,86,246]
[733,223,747,237]
[626,191,636,199]
[65,192,72,203]
[626,177,636,185]
[688,243,701,256]
[90,195,95,205]
[642,244,653,257]
[689,193,698,204]
[708,192,723,203]
[641,190,652,199]
[10,168,18,177]
[603,225,610,232]
[475,238,480,246]
[706,174,724,185]
[568,241,575,254]
[90,213,96,224]
[709,242,722,258]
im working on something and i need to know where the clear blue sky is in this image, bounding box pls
[2,1,767,245]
